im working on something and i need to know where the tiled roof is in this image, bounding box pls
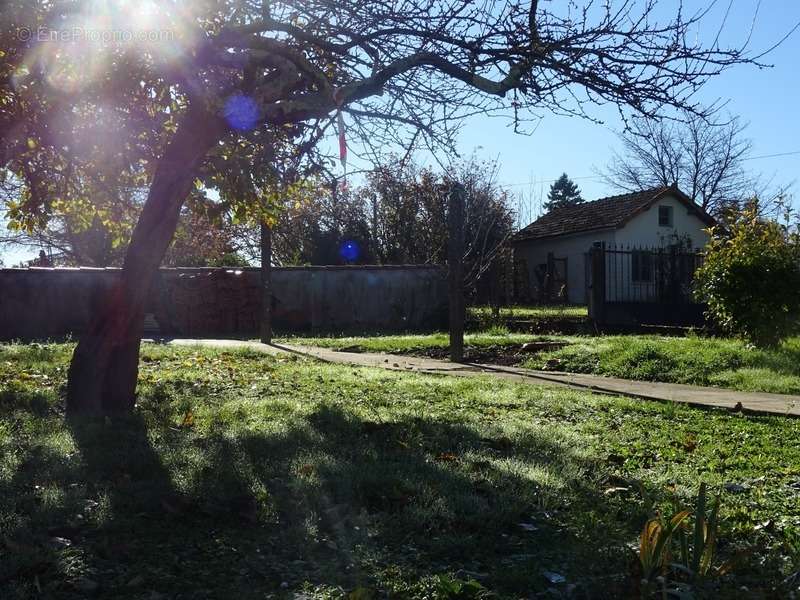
[510,186,712,243]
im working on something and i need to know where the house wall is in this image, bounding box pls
[614,194,711,249]
[513,193,712,304]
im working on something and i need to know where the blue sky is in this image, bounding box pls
[449,1,800,217]
[3,1,800,265]
[340,1,800,225]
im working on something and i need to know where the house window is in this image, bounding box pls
[658,205,674,227]
[632,251,653,282]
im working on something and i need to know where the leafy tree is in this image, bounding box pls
[359,162,448,265]
[694,203,800,347]
[234,180,374,266]
[544,173,583,212]
[1,184,245,267]
[1,0,764,414]
[237,156,513,281]
[163,202,250,268]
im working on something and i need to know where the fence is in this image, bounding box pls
[0,266,448,341]
[587,244,706,327]
[476,252,569,306]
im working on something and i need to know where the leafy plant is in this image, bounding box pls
[482,324,510,337]
[638,484,733,598]
[639,508,691,583]
[782,526,800,586]
[673,483,724,580]
[694,203,800,347]
[434,574,488,599]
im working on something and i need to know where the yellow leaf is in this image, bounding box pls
[179,410,194,428]
[669,509,691,528]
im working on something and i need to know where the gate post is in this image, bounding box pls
[589,243,606,326]
[260,222,273,344]
[545,251,555,303]
[448,183,466,362]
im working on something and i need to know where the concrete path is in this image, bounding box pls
[158,339,800,417]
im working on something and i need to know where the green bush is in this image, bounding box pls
[695,205,800,347]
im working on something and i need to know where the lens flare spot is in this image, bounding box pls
[339,240,360,263]
[223,94,259,131]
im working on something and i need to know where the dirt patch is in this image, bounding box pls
[397,341,571,367]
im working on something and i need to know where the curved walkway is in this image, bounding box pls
[155,339,800,418]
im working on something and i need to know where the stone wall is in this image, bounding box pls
[0,266,448,341]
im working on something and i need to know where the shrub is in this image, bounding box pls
[694,204,800,347]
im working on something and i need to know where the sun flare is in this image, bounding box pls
[16,0,198,96]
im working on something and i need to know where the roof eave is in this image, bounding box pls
[508,225,617,245]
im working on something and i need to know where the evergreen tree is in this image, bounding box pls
[545,174,584,211]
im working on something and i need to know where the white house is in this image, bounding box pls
[510,185,716,304]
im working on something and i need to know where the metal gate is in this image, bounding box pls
[533,252,568,304]
[587,244,705,327]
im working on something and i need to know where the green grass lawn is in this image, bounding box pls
[280,331,800,396]
[1,343,799,598]
[523,334,800,396]
[468,305,588,321]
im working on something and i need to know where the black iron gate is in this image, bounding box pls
[587,244,706,327]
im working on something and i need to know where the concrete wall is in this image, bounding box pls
[513,193,711,305]
[0,266,448,341]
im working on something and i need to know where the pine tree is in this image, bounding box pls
[544,173,584,212]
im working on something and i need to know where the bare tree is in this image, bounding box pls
[603,112,756,216]
[449,158,516,293]
[235,156,515,296]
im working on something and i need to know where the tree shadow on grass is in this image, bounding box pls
[0,404,189,598]
[751,339,800,376]
[1,399,642,599]
[183,404,642,596]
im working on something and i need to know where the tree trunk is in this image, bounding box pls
[66,107,226,416]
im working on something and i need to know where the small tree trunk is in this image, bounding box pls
[448,183,466,362]
[66,108,226,416]
[260,222,273,344]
